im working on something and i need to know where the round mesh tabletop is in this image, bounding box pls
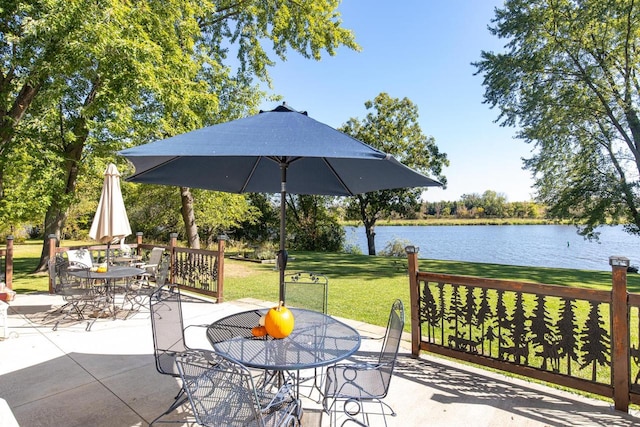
[208,308,361,370]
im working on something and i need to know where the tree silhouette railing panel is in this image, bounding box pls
[405,252,634,412]
[418,277,612,386]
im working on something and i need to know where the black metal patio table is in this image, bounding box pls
[69,266,145,318]
[207,308,361,396]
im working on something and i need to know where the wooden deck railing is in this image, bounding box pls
[406,246,637,413]
[47,233,226,302]
[0,236,13,288]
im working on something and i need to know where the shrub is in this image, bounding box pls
[379,238,414,257]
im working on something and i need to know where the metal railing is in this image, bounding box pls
[47,233,226,302]
[406,246,636,413]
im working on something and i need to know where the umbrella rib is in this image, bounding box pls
[322,158,355,196]
[240,157,262,192]
[125,157,181,182]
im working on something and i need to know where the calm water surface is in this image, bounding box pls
[345,224,640,271]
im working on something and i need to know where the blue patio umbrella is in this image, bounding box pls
[119,103,442,302]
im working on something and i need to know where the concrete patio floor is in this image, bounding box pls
[1,292,640,427]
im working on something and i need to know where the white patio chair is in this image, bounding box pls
[66,248,94,268]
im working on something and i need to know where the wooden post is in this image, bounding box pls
[4,235,12,290]
[169,233,178,285]
[136,232,143,256]
[610,255,630,412]
[48,234,58,293]
[406,245,420,357]
[216,234,227,303]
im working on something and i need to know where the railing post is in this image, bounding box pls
[169,233,178,284]
[406,245,420,357]
[48,234,58,293]
[217,234,228,303]
[136,232,143,256]
[4,235,13,290]
[610,255,630,412]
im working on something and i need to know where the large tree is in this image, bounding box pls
[1,1,359,268]
[475,0,640,239]
[340,93,448,255]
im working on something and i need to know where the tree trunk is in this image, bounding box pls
[365,224,376,256]
[180,186,200,249]
[359,195,378,255]
[34,141,84,272]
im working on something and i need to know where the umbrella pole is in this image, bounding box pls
[279,165,287,303]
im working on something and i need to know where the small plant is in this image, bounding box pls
[254,242,277,260]
[343,243,363,255]
[379,238,414,257]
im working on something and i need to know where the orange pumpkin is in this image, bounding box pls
[264,301,295,339]
[251,325,268,337]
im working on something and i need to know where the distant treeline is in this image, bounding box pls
[420,191,545,220]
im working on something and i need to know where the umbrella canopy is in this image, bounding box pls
[119,103,441,301]
[89,163,132,247]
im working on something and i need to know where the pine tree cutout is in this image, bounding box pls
[437,282,446,345]
[476,287,494,355]
[464,285,476,342]
[499,292,529,364]
[496,290,509,357]
[579,301,611,381]
[420,282,439,342]
[530,294,558,371]
[556,297,579,376]
[447,284,464,346]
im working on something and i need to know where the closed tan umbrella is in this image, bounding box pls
[89,163,132,264]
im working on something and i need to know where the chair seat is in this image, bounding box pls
[325,364,388,400]
[323,299,404,427]
[176,350,302,426]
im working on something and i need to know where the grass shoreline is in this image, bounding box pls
[341,218,570,226]
[9,239,636,327]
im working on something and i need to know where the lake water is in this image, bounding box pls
[344,224,640,271]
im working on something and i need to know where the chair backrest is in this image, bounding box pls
[283,271,328,313]
[377,299,405,393]
[54,258,92,298]
[66,248,94,268]
[149,284,187,377]
[155,256,170,287]
[176,350,265,427]
[144,247,164,277]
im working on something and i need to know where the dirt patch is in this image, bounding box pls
[223,260,255,278]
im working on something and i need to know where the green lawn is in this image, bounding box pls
[9,240,638,329]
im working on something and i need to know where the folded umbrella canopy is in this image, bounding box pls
[89,163,132,265]
[119,103,441,302]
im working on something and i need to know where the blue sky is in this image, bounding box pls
[259,0,536,202]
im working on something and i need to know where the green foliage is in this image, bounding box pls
[474,0,640,240]
[124,183,257,246]
[379,238,414,257]
[0,0,361,260]
[286,195,344,252]
[340,93,449,254]
[233,194,280,244]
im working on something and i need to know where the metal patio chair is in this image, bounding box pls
[283,271,329,400]
[50,258,109,331]
[149,283,209,425]
[323,299,405,427]
[176,349,302,426]
[136,247,165,285]
[66,248,95,268]
[283,271,328,314]
[123,255,169,317]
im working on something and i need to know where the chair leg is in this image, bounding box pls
[149,388,190,425]
[325,397,395,427]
